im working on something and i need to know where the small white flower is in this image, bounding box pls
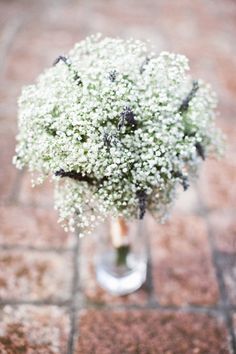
[14,35,223,234]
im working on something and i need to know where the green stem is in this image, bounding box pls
[116,245,130,267]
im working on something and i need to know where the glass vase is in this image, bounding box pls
[95,217,148,296]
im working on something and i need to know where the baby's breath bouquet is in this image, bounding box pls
[14,34,223,236]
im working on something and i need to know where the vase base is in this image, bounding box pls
[96,252,147,296]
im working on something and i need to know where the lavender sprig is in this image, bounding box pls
[136,190,147,219]
[179,80,199,113]
[195,142,205,160]
[118,106,137,130]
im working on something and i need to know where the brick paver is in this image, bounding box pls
[0,249,73,302]
[0,205,75,249]
[149,214,219,306]
[75,310,230,354]
[0,305,70,354]
[0,122,18,204]
[0,0,235,353]
[18,173,54,207]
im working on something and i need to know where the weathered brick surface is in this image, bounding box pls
[75,310,230,354]
[0,1,26,33]
[199,159,236,210]
[198,119,236,211]
[209,211,236,254]
[18,172,54,207]
[172,185,200,215]
[0,85,19,116]
[0,0,235,352]
[0,122,18,204]
[3,9,86,88]
[149,214,219,306]
[0,250,73,301]
[0,305,70,354]
[0,205,75,249]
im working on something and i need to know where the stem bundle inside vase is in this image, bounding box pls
[110,217,131,267]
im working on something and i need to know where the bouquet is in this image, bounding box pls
[14,34,223,236]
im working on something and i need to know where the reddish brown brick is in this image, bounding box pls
[198,119,236,211]
[0,250,73,301]
[173,185,200,215]
[3,19,84,87]
[149,214,219,306]
[0,1,26,31]
[0,84,20,116]
[0,205,75,249]
[75,310,230,354]
[79,232,148,306]
[218,119,236,154]
[209,210,236,253]
[0,123,17,204]
[18,172,54,207]
[199,159,236,210]
[0,305,70,354]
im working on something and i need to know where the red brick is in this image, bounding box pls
[0,84,23,117]
[0,1,26,30]
[0,305,70,354]
[18,172,54,207]
[217,118,236,165]
[209,211,236,253]
[0,122,17,204]
[173,185,200,215]
[198,119,236,210]
[0,250,73,301]
[3,20,84,86]
[149,214,219,306]
[0,205,75,249]
[75,309,230,354]
[79,232,148,306]
[199,159,236,210]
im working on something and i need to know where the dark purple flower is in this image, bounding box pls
[179,80,199,113]
[118,106,137,130]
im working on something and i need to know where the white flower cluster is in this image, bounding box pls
[14,34,223,235]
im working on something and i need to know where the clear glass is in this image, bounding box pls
[95,217,148,296]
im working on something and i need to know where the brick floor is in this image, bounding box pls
[149,214,219,306]
[75,310,230,354]
[0,249,73,302]
[0,305,70,354]
[0,205,75,249]
[0,0,235,353]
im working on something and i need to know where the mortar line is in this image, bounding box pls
[207,219,236,353]
[76,301,225,316]
[0,244,74,254]
[0,299,71,307]
[196,188,236,353]
[0,296,235,315]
